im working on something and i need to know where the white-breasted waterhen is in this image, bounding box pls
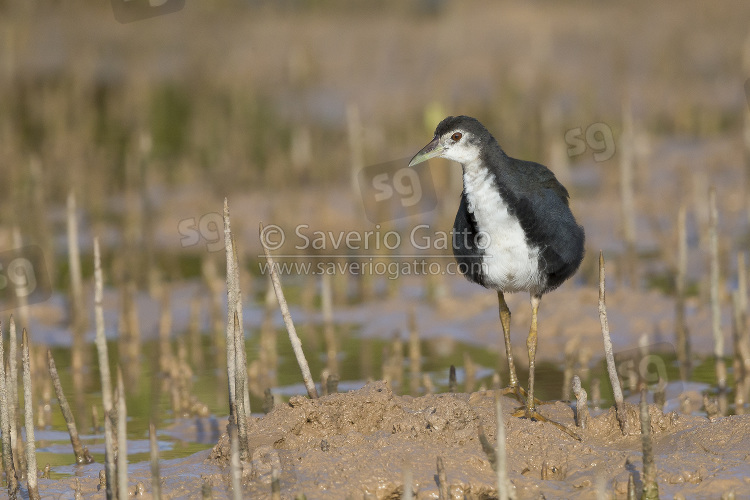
[409,115,585,438]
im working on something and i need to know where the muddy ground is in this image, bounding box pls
[39,381,748,499]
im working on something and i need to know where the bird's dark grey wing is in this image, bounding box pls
[503,160,585,290]
[452,192,488,287]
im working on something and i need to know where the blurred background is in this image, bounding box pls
[1,0,750,474]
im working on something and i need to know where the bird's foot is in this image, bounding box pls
[511,406,581,441]
[499,384,545,406]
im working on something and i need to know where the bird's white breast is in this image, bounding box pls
[462,162,544,294]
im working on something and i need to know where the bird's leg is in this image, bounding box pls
[497,291,541,404]
[498,291,519,388]
[512,294,580,440]
[527,294,539,411]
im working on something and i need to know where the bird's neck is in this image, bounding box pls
[461,158,500,216]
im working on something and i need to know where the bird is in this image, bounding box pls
[409,115,585,438]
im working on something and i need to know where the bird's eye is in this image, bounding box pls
[451,132,462,142]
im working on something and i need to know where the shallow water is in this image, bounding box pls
[30,317,732,480]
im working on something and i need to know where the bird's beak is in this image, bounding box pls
[408,136,445,167]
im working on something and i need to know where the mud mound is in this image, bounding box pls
[206,382,749,499]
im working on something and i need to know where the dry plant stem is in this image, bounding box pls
[188,296,204,370]
[640,389,659,500]
[67,191,86,413]
[620,98,638,287]
[0,322,19,499]
[347,102,364,218]
[709,187,728,415]
[223,200,237,414]
[739,253,750,405]
[495,392,511,500]
[572,375,590,430]
[598,252,627,434]
[94,238,116,500]
[321,272,338,375]
[326,373,339,394]
[11,229,30,330]
[9,316,19,476]
[448,365,457,393]
[260,222,319,399]
[230,233,251,420]
[229,422,242,500]
[224,202,251,423]
[731,291,750,415]
[202,481,212,499]
[477,422,496,471]
[436,457,449,500]
[47,350,90,464]
[408,308,421,395]
[464,353,476,393]
[233,312,249,459]
[627,473,636,500]
[22,329,40,500]
[271,467,281,500]
[401,468,413,500]
[157,289,172,373]
[150,421,161,500]
[675,203,691,380]
[117,369,128,500]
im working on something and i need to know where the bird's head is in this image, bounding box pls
[408,115,491,167]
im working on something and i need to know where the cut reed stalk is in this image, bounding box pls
[708,188,727,416]
[494,392,511,500]
[401,468,413,500]
[0,321,19,499]
[223,202,237,412]
[232,312,249,459]
[408,308,421,395]
[737,253,750,405]
[9,316,19,476]
[598,252,627,434]
[66,191,86,415]
[188,295,204,371]
[321,273,338,376]
[347,102,364,219]
[149,421,161,500]
[22,329,40,500]
[260,222,318,399]
[157,288,172,374]
[627,472,635,500]
[47,350,92,464]
[11,229,30,330]
[572,375,590,430]
[271,467,281,500]
[436,457,449,500]
[94,238,116,499]
[448,365,457,393]
[675,203,691,380]
[619,99,638,287]
[230,232,251,424]
[117,368,128,500]
[640,389,659,500]
[464,353,476,393]
[259,277,279,391]
[229,422,242,500]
